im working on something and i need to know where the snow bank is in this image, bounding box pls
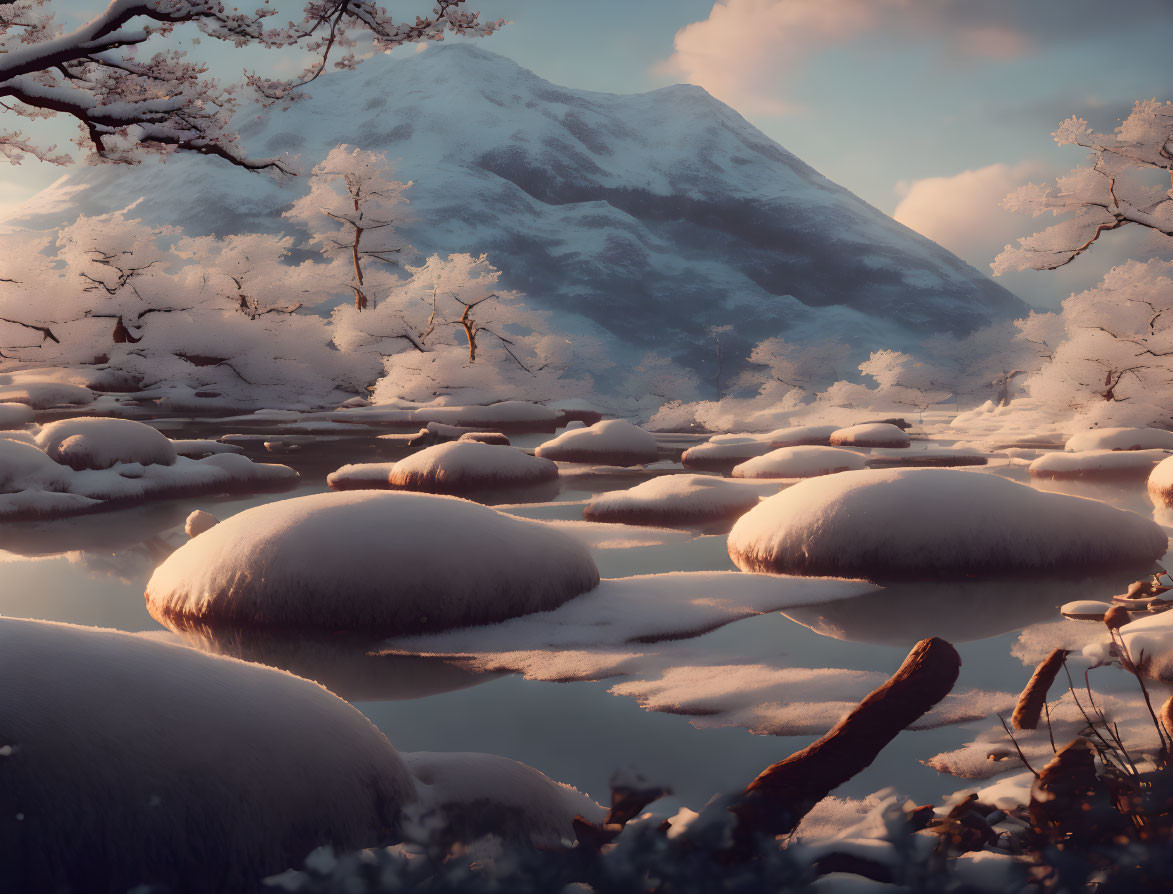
[582,474,765,527]
[389,441,557,494]
[327,461,397,490]
[36,417,177,470]
[828,423,910,448]
[1029,448,1170,480]
[1066,427,1173,452]
[1148,455,1173,507]
[728,467,1168,579]
[680,436,773,472]
[0,437,70,491]
[766,424,839,447]
[146,491,600,635]
[0,380,94,409]
[0,617,417,892]
[406,751,603,848]
[413,401,560,432]
[535,419,659,466]
[0,402,34,429]
[731,445,867,479]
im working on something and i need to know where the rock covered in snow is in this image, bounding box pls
[389,441,557,494]
[727,468,1168,579]
[0,402,34,429]
[766,424,840,448]
[1029,449,1171,480]
[0,617,418,892]
[327,461,398,490]
[828,423,910,448]
[0,380,94,409]
[146,491,600,635]
[36,417,177,470]
[1066,427,1173,452]
[457,431,510,446]
[536,420,659,466]
[731,445,867,479]
[1149,455,1173,507]
[583,474,765,527]
[0,437,70,492]
[680,436,774,472]
[185,509,219,538]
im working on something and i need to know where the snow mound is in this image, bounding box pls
[1066,427,1173,452]
[536,420,659,466]
[36,417,177,470]
[0,402,34,429]
[0,617,417,891]
[457,431,510,446]
[185,509,219,537]
[389,441,557,494]
[1118,611,1173,680]
[1029,448,1170,480]
[0,437,70,491]
[146,491,600,635]
[680,437,774,472]
[828,423,910,448]
[727,467,1168,579]
[766,424,840,447]
[0,380,94,409]
[582,474,765,527]
[1149,455,1173,507]
[327,461,397,490]
[406,751,603,848]
[731,445,867,479]
[413,401,560,432]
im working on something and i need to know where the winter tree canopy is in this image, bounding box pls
[0,0,503,173]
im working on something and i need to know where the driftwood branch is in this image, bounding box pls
[728,636,961,840]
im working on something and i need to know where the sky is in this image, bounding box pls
[5,0,1172,308]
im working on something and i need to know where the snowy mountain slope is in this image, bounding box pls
[29,45,1025,378]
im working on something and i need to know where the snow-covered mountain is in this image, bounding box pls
[34,44,1025,377]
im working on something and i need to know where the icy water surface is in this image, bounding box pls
[2,424,1169,814]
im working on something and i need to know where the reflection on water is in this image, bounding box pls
[2,428,1170,809]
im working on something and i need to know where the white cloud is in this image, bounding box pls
[892,161,1046,268]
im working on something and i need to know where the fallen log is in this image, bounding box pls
[1012,647,1068,730]
[729,636,961,841]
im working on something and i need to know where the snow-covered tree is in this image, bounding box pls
[0,0,502,173]
[732,337,850,404]
[284,145,413,310]
[1026,259,1173,427]
[921,316,1060,407]
[994,99,1173,273]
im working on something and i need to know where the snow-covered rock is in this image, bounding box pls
[536,419,659,466]
[37,45,1024,381]
[727,467,1168,579]
[680,436,774,472]
[0,402,34,429]
[0,379,94,409]
[0,617,417,892]
[327,461,397,490]
[1148,455,1173,507]
[36,417,177,470]
[1029,448,1170,480]
[828,423,910,448]
[0,437,70,492]
[731,445,867,479]
[457,431,510,446]
[766,424,840,447]
[146,491,600,635]
[389,441,557,494]
[582,474,765,527]
[1066,427,1173,452]
[185,509,219,537]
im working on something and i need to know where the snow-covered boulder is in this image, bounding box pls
[327,461,397,490]
[1066,427,1173,452]
[1150,455,1173,507]
[457,431,510,446]
[406,751,603,848]
[0,380,94,409]
[36,417,177,470]
[680,436,773,472]
[731,445,867,479]
[0,437,70,492]
[766,424,839,448]
[0,402,34,429]
[389,441,557,494]
[583,474,765,527]
[828,423,910,448]
[535,419,659,466]
[146,491,600,635]
[185,509,219,537]
[727,468,1168,579]
[1029,448,1170,481]
[0,617,417,892]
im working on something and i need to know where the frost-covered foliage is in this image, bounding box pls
[994,99,1173,273]
[0,0,502,172]
[285,145,414,310]
[1025,259,1173,428]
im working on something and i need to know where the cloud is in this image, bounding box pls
[892,161,1047,268]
